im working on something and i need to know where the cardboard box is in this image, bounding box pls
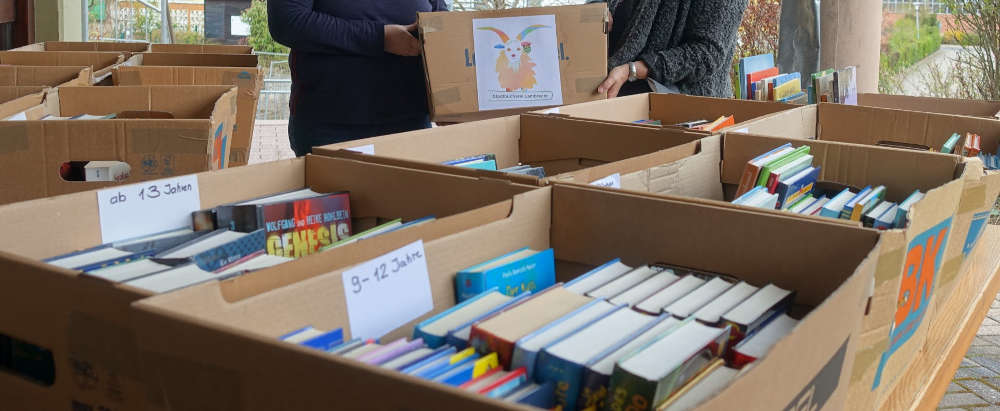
[0,87,47,120]
[0,50,128,84]
[418,4,608,122]
[12,41,150,55]
[858,93,1000,120]
[114,53,262,167]
[0,65,92,87]
[314,114,707,187]
[0,85,239,204]
[149,44,253,54]
[532,92,799,132]
[0,155,539,410]
[129,183,882,411]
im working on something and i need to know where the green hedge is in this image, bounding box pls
[882,14,942,75]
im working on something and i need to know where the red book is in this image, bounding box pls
[766,171,781,194]
[479,367,528,395]
[746,67,779,100]
[459,367,504,390]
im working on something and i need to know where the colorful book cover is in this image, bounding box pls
[299,329,345,351]
[851,186,886,221]
[874,203,899,230]
[765,154,813,194]
[840,186,872,220]
[775,166,820,209]
[413,288,504,349]
[400,346,456,375]
[746,67,779,100]
[820,189,853,219]
[424,351,481,381]
[454,248,556,302]
[440,353,500,386]
[510,299,615,379]
[755,146,810,187]
[217,192,352,258]
[735,143,793,197]
[738,54,774,100]
[444,291,534,349]
[483,367,529,398]
[723,292,795,345]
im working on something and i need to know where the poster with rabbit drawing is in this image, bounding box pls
[473,14,563,111]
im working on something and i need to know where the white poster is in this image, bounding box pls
[473,15,562,111]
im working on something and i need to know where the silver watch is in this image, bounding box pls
[628,62,639,82]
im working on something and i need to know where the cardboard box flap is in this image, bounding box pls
[12,41,150,53]
[817,103,1000,153]
[0,65,91,87]
[539,93,650,123]
[149,44,253,54]
[738,104,819,139]
[0,51,125,71]
[859,93,1000,119]
[648,93,799,127]
[137,52,259,68]
[54,85,237,119]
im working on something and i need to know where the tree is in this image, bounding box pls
[939,0,1000,100]
[241,0,289,54]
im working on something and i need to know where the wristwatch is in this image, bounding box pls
[628,62,639,82]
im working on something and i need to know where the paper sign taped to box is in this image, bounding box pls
[473,15,563,111]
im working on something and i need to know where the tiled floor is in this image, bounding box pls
[248,120,295,164]
[939,294,1000,409]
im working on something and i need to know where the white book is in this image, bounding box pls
[734,314,799,360]
[587,266,659,299]
[788,196,815,213]
[693,282,759,324]
[382,347,434,370]
[342,343,382,359]
[86,258,171,283]
[124,264,215,293]
[588,317,683,377]
[463,369,509,391]
[158,231,247,259]
[236,188,322,206]
[771,154,813,182]
[280,327,325,344]
[865,201,893,222]
[544,308,658,366]
[610,270,680,306]
[723,284,793,327]
[417,291,513,339]
[666,278,734,318]
[618,321,728,382]
[515,300,618,360]
[748,191,779,210]
[217,253,293,276]
[635,276,706,314]
[46,247,133,269]
[800,196,829,215]
[659,365,740,411]
[565,260,633,295]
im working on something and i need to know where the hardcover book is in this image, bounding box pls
[454,248,556,302]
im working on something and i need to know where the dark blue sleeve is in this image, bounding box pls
[268,0,385,56]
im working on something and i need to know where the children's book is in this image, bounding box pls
[454,248,556,302]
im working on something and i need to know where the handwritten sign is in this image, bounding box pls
[96,175,201,243]
[590,173,622,189]
[347,144,375,155]
[342,240,433,339]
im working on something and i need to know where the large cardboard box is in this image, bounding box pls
[0,65,91,87]
[114,53,262,167]
[130,183,882,411]
[0,85,238,205]
[314,114,708,187]
[0,155,539,410]
[149,44,253,54]
[0,87,47,119]
[533,92,799,132]
[0,50,128,84]
[418,4,608,122]
[12,41,150,55]
[859,93,1000,120]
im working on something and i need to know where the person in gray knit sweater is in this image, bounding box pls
[594,0,749,98]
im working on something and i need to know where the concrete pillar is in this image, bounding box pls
[34,0,84,42]
[820,0,882,93]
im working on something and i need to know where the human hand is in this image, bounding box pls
[597,64,629,98]
[384,23,420,56]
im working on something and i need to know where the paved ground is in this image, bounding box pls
[248,120,295,164]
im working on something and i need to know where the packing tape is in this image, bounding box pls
[115,69,142,86]
[937,255,964,290]
[850,337,889,383]
[0,123,28,153]
[68,311,142,380]
[128,128,208,154]
[421,15,445,34]
[575,77,604,94]
[959,183,987,215]
[873,246,904,287]
[432,87,462,105]
[579,6,606,23]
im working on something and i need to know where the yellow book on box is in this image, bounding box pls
[773,80,800,100]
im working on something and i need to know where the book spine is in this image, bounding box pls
[765,171,781,194]
[445,332,469,351]
[735,164,760,197]
[654,331,730,404]
[454,272,487,303]
[730,351,758,369]
[605,367,656,411]
[509,347,539,381]
[468,327,516,369]
[412,328,446,350]
[577,369,612,411]
[219,205,264,232]
[536,351,585,410]
[190,229,266,272]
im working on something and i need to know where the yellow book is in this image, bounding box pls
[472,352,500,379]
[773,80,801,100]
[450,347,476,364]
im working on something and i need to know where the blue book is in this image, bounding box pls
[840,186,872,219]
[874,203,899,230]
[454,248,556,302]
[779,91,807,103]
[895,190,925,228]
[510,300,618,379]
[739,54,774,100]
[421,353,480,380]
[413,288,512,348]
[771,72,801,89]
[327,338,361,354]
[820,188,854,219]
[484,370,529,398]
[775,166,820,209]
[299,329,344,351]
[444,292,534,349]
[505,381,556,408]
[400,346,456,375]
[564,258,624,292]
[153,229,266,272]
[733,186,767,205]
[443,154,498,171]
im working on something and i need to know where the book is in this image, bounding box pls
[738,54,774,100]
[578,316,682,410]
[443,154,498,171]
[536,307,659,410]
[608,318,731,410]
[400,346,457,374]
[863,201,895,228]
[436,353,499,386]
[941,133,961,154]
[691,115,734,132]
[381,347,435,370]
[875,203,900,230]
[773,77,801,101]
[468,285,592,368]
[123,263,217,293]
[609,270,680,306]
[756,146,811,187]
[840,186,872,220]
[342,342,383,359]
[215,190,351,258]
[819,188,854,219]
[510,299,617,379]
[359,338,424,365]
[413,289,513,348]
[693,281,759,325]
[665,277,734,318]
[801,196,830,216]
[735,144,793,197]
[787,194,815,213]
[722,284,794,342]
[214,251,292,276]
[411,347,477,379]
[504,381,556,408]
[330,339,365,355]
[850,186,885,221]
[279,326,325,343]
[773,165,819,209]
[298,329,345,351]
[154,229,266,272]
[454,248,556,302]
[746,67,779,101]
[445,292,534,350]
[86,258,172,283]
[837,66,858,105]
[481,367,529,398]
[731,314,799,368]
[587,266,663,299]
[319,219,402,251]
[732,186,779,210]
[895,190,926,227]
[655,360,738,411]
[779,91,808,104]
[460,367,505,391]
[564,259,634,295]
[635,275,707,315]
[45,228,203,271]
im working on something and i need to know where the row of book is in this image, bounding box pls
[737,53,858,105]
[280,254,798,411]
[443,154,547,177]
[43,188,433,293]
[733,142,925,229]
[808,66,858,105]
[941,132,999,171]
[632,116,735,132]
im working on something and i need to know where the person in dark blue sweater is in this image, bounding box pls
[268,0,447,157]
